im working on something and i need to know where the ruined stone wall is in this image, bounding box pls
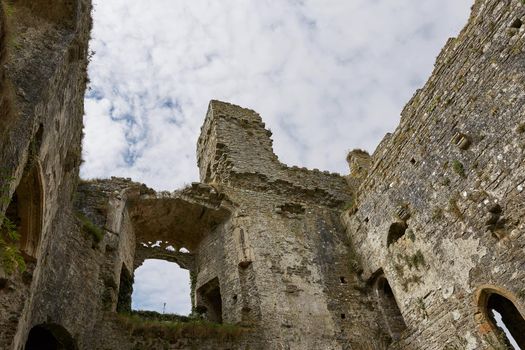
[195,101,388,349]
[343,0,525,349]
[0,6,32,347]
[0,0,92,348]
[76,179,263,350]
[73,178,140,317]
[70,99,385,350]
[193,220,234,319]
[223,188,386,349]
[90,313,256,350]
[1,0,524,349]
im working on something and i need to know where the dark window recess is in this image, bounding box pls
[387,222,407,247]
[33,124,44,152]
[341,313,346,319]
[196,277,223,323]
[452,132,471,150]
[510,18,522,29]
[410,158,416,165]
[486,293,525,348]
[340,277,347,284]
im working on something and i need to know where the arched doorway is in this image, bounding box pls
[374,275,407,341]
[25,323,77,350]
[479,288,525,349]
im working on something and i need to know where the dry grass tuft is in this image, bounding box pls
[116,313,250,342]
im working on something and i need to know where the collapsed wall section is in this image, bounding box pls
[83,179,261,350]
[197,100,355,208]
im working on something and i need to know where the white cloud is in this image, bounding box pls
[82,0,473,190]
[82,0,473,313]
[83,97,128,175]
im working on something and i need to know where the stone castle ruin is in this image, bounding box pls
[0,0,524,349]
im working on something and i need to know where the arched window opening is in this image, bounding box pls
[482,291,525,349]
[375,275,407,341]
[387,222,407,247]
[5,163,43,260]
[196,277,222,323]
[131,259,191,315]
[25,323,77,350]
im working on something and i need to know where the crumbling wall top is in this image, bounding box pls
[196,100,355,208]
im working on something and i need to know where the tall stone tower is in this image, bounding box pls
[194,100,381,348]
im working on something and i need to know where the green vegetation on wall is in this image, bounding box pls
[0,173,25,274]
[76,211,104,244]
[116,313,249,341]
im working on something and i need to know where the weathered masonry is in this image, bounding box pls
[0,0,524,349]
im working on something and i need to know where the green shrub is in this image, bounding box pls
[0,174,26,274]
[342,196,355,212]
[404,250,426,270]
[452,160,466,178]
[76,212,104,244]
[2,2,15,17]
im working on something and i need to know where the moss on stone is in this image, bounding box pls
[431,207,444,220]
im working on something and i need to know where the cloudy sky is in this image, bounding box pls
[132,258,191,315]
[82,0,473,315]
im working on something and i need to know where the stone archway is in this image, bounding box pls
[478,287,525,348]
[25,323,77,350]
